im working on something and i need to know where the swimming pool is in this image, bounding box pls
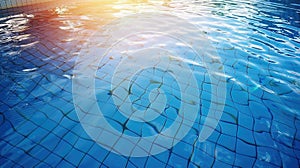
[0,0,299,167]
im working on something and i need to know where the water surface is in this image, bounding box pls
[0,0,299,167]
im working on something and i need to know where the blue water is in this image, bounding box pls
[0,0,300,167]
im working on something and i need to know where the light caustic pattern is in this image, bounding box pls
[72,13,227,157]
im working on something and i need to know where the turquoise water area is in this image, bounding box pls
[0,0,299,167]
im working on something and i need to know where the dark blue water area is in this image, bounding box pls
[0,0,300,167]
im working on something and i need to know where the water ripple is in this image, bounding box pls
[0,0,299,167]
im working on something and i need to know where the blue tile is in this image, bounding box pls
[168,153,188,168]
[234,103,250,116]
[51,125,69,137]
[0,158,16,167]
[231,89,248,105]
[29,145,50,160]
[197,140,217,157]
[30,114,49,127]
[3,131,25,145]
[16,138,36,151]
[103,154,128,168]
[271,121,295,148]
[219,121,237,137]
[41,133,61,151]
[218,134,236,151]
[275,142,296,158]
[249,101,271,119]
[44,153,62,167]
[145,156,167,168]
[254,118,271,133]
[74,138,94,153]
[257,146,282,167]
[62,130,79,146]
[253,159,280,168]
[190,148,214,168]
[213,159,232,168]
[29,127,49,143]
[238,112,254,129]
[215,145,235,165]
[280,152,298,168]
[65,148,85,167]
[0,141,14,157]
[233,60,247,73]
[19,155,41,167]
[254,132,277,148]
[236,139,256,157]
[129,156,147,168]
[172,140,193,160]
[221,107,238,124]
[188,162,199,168]
[16,121,38,137]
[234,154,255,168]
[237,126,255,144]
[78,154,101,168]
[56,159,74,168]
[54,139,73,158]
[88,144,109,163]
[35,162,52,167]
[248,85,263,99]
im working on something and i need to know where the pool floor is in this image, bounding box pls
[0,0,300,167]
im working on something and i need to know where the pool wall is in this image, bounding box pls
[0,0,82,17]
[0,0,55,9]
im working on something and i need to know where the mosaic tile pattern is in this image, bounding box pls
[0,0,51,9]
[0,0,300,167]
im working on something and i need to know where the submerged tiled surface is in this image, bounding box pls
[0,0,300,167]
[0,0,82,9]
